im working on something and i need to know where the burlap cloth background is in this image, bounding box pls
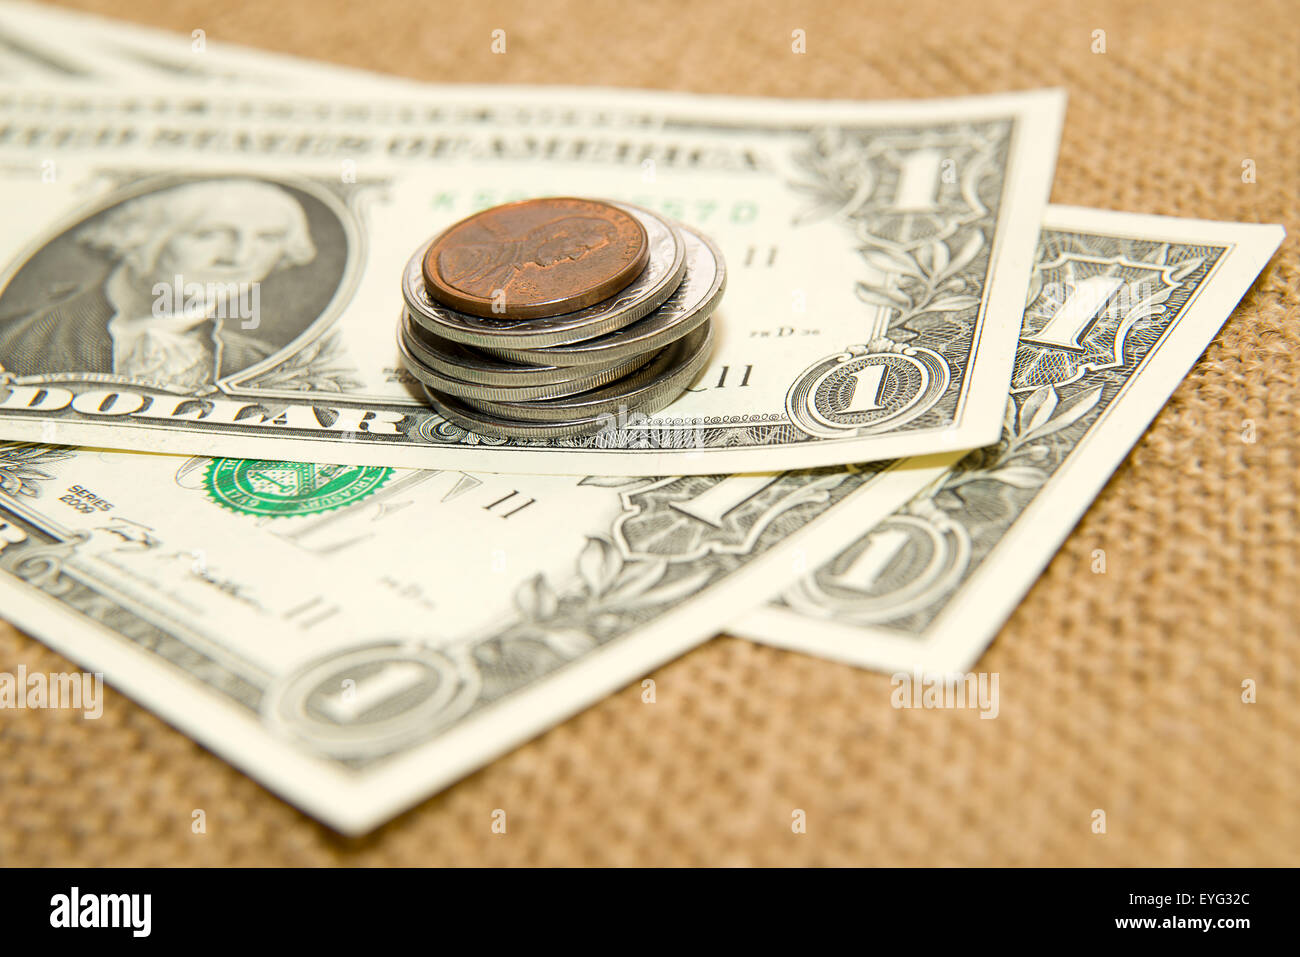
[1,0,1296,866]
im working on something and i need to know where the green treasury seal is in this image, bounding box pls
[203,458,394,518]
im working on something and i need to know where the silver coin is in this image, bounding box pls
[479,225,726,368]
[403,201,687,349]
[425,322,714,438]
[400,311,639,388]
[443,321,713,427]
[423,388,621,439]
[398,324,656,401]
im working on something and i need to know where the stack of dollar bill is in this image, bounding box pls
[0,1,1284,835]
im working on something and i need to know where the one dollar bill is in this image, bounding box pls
[0,441,954,832]
[735,205,1284,672]
[0,78,1063,474]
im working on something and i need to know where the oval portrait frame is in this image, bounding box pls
[0,169,366,398]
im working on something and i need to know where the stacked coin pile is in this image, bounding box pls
[399,197,725,438]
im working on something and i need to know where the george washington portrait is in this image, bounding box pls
[0,175,350,390]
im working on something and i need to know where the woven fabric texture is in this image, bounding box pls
[1,0,1296,866]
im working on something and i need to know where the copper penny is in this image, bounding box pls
[421,197,650,320]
